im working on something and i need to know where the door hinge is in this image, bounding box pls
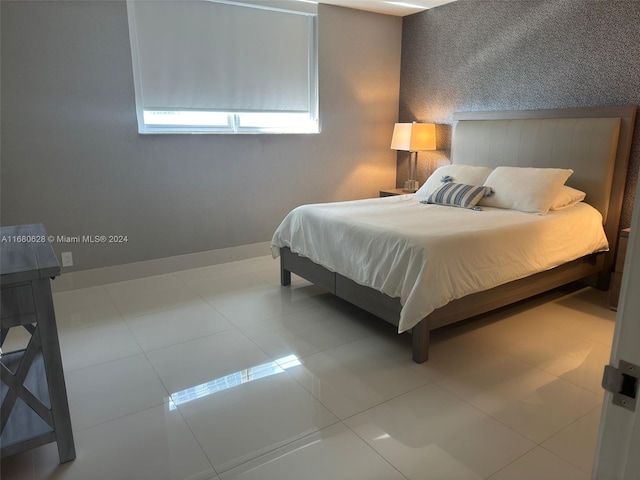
[602,360,639,412]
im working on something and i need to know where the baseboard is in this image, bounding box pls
[51,241,272,293]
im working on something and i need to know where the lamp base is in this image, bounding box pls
[404,180,419,193]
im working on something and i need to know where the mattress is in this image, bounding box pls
[271,195,609,332]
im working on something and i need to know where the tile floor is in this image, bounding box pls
[1,255,616,479]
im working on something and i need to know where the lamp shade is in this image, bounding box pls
[390,123,436,151]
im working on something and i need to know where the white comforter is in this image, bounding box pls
[271,195,609,332]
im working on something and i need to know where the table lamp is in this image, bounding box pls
[391,122,436,192]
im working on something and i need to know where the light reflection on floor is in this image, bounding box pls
[169,355,301,409]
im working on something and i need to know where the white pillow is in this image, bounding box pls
[479,166,574,214]
[549,185,586,210]
[415,164,494,198]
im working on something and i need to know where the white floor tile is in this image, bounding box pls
[493,324,598,372]
[58,320,142,372]
[175,257,275,285]
[252,264,285,286]
[146,329,271,395]
[32,404,216,480]
[220,423,406,480]
[103,273,185,296]
[545,340,612,394]
[53,286,122,331]
[542,406,602,473]
[538,288,616,346]
[125,301,234,352]
[428,334,532,388]
[206,284,328,327]
[345,383,535,480]
[175,264,248,284]
[64,353,168,430]
[106,284,203,320]
[460,307,557,354]
[233,255,278,272]
[177,371,338,472]
[238,299,380,359]
[433,336,603,443]
[487,447,590,480]
[240,254,304,286]
[286,334,437,418]
[448,367,602,443]
[461,287,615,354]
[179,271,271,298]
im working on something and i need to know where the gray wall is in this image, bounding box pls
[1,1,402,271]
[399,0,640,229]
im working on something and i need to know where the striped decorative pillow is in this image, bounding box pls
[426,182,491,209]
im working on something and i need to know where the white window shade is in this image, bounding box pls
[127,0,318,133]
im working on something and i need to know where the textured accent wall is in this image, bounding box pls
[1,2,401,271]
[399,0,640,228]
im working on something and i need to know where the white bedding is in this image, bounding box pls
[271,195,609,332]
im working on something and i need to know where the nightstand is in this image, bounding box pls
[380,188,412,197]
[609,227,630,310]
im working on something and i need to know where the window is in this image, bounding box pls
[127,0,319,134]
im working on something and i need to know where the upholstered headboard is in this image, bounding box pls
[452,117,620,221]
[451,106,637,279]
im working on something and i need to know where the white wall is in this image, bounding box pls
[0,1,402,271]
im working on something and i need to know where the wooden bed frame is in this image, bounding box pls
[279,106,637,363]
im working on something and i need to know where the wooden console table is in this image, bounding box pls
[1,224,75,462]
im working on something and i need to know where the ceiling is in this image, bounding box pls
[319,0,457,16]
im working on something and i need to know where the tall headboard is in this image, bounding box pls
[452,106,637,280]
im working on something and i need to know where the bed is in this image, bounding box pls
[272,106,637,363]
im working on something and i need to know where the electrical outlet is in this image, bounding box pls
[61,252,73,267]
